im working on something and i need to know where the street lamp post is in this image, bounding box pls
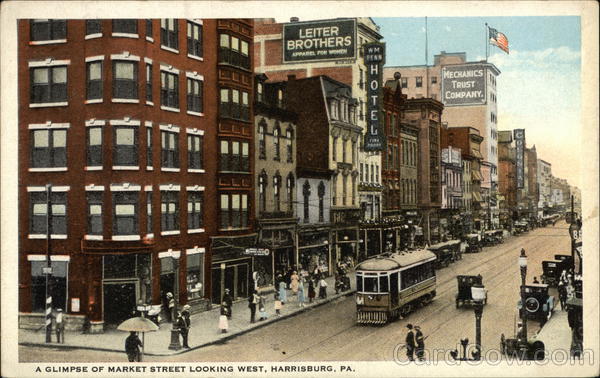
[471,284,486,360]
[168,251,182,350]
[518,249,528,344]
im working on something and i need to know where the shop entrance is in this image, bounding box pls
[103,281,137,327]
[211,260,251,304]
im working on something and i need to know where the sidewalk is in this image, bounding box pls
[19,272,355,356]
[531,307,572,353]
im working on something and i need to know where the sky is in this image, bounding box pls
[374,16,582,188]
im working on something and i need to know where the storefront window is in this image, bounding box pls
[253,255,272,287]
[137,254,152,304]
[186,252,204,300]
[30,260,68,312]
[103,255,137,279]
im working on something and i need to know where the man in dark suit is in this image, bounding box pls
[405,324,416,361]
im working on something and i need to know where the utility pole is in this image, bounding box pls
[45,184,53,343]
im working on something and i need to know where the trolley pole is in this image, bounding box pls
[45,184,53,343]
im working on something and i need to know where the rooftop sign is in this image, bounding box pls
[283,19,356,63]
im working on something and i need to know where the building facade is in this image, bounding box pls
[253,74,298,288]
[498,130,517,228]
[537,159,552,215]
[19,19,216,331]
[440,145,463,239]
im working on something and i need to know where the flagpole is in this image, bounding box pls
[425,16,429,97]
[485,23,489,62]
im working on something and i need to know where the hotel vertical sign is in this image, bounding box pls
[363,42,385,152]
[514,129,525,188]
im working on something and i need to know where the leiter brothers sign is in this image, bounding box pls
[283,19,356,63]
[441,64,487,106]
[363,42,386,152]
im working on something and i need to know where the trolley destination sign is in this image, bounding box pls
[363,42,386,152]
[283,19,356,63]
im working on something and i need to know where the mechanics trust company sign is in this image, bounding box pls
[441,64,487,106]
[363,42,386,152]
[283,19,356,63]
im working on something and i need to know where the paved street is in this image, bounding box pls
[20,223,571,363]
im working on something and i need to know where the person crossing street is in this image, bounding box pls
[405,324,416,361]
[415,325,425,361]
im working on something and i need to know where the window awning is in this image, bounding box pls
[472,170,483,181]
[472,191,483,202]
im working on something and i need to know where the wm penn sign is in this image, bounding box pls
[363,42,385,152]
[441,64,487,106]
[283,19,356,63]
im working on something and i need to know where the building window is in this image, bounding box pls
[273,174,282,212]
[259,171,267,213]
[219,140,249,172]
[30,260,68,313]
[31,129,66,168]
[145,19,153,39]
[360,163,364,182]
[161,190,179,232]
[303,181,311,223]
[161,71,179,109]
[160,19,178,50]
[186,252,204,299]
[187,191,204,229]
[161,130,179,168]
[30,66,67,104]
[113,127,138,166]
[146,192,152,234]
[219,88,249,121]
[220,193,248,229]
[112,191,138,236]
[318,181,325,222]
[431,76,437,84]
[218,34,250,69]
[332,175,337,206]
[86,61,103,100]
[146,127,153,167]
[342,175,348,206]
[86,127,102,167]
[113,61,138,99]
[187,78,203,113]
[332,136,337,162]
[86,192,103,235]
[112,19,137,34]
[286,128,293,163]
[30,191,67,235]
[359,68,364,89]
[187,134,203,170]
[287,173,295,212]
[401,77,408,88]
[276,89,284,108]
[86,20,101,36]
[256,82,264,103]
[416,77,423,88]
[187,21,203,58]
[146,63,152,102]
[273,125,281,161]
[258,121,266,159]
[330,100,338,119]
[30,19,66,41]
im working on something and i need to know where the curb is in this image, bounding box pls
[19,290,356,356]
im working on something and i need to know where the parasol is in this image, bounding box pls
[117,317,159,361]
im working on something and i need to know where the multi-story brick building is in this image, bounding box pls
[18,19,217,331]
[210,19,255,304]
[440,145,463,239]
[253,74,298,288]
[498,130,517,228]
[537,159,552,215]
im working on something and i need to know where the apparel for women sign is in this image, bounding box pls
[363,42,386,152]
[283,19,356,62]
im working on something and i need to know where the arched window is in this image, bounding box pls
[318,181,325,223]
[286,173,295,212]
[273,123,281,161]
[258,119,267,159]
[286,127,293,163]
[273,172,282,212]
[302,181,311,223]
[258,170,267,213]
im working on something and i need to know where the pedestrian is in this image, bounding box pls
[54,308,64,343]
[415,325,425,361]
[274,292,283,316]
[278,279,288,304]
[219,301,229,333]
[222,288,233,319]
[533,276,540,284]
[308,279,316,303]
[290,271,300,297]
[297,276,306,307]
[258,294,268,321]
[124,331,142,362]
[318,276,328,299]
[558,279,567,310]
[405,324,416,361]
[178,305,191,348]
[248,289,259,323]
[165,292,175,323]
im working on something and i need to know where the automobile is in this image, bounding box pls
[540,260,561,287]
[554,254,573,275]
[493,229,505,243]
[455,274,488,308]
[518,283,555,326]
[500,333,545,360]
[464,234,482,253]
[428,241,458,268]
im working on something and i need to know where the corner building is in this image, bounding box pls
[18,19,219,332]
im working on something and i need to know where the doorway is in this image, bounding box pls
[103,281,137,327]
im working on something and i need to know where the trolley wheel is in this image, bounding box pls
[400,304,412,317]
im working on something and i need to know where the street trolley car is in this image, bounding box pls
[355,249,437,325]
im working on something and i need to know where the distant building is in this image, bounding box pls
[537,159,552,215]
[440,145,463,239]
[498,130,517,227]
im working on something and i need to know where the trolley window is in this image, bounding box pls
[356,274,363,292]
[364,276,378,293]
[379,275,389,293]
[401,262,434,290]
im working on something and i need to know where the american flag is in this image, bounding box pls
[489,27,509,54]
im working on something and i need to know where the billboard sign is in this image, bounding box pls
[363,42,386,151]
[441,64,487,106]
[514,129,525,188]
[283,19,356,63]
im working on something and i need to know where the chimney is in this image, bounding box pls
[287,74,296,81]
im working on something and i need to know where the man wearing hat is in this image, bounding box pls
[54,308,65,343]
[414,325,425,361]
[405,324,416,361]
[177,305,191,348]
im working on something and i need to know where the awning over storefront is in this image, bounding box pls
[472,191,483,202]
